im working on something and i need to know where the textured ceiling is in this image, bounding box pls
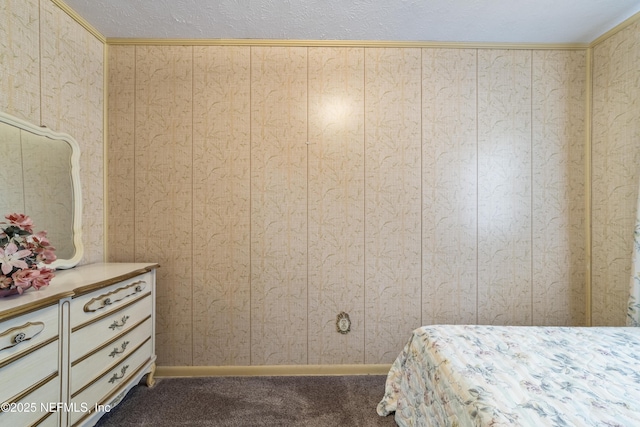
[62,0,640,43]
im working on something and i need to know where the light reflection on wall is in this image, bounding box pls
[478,136,531,236]
[316,95,354,132]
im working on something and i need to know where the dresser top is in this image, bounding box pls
[0,262,159,321]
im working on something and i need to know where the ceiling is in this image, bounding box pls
[62,0,640,44]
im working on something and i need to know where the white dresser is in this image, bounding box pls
[0,263,158,427]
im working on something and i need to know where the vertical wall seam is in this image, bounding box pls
[191,46,195,366]
[362,48,367,363]
[530,50,534,326]
[475,49,479,325]
[248,46,253,365]
[103,40,108,262]
[133,45,137,264]
[38,0,42,124]
[419,47,424,328]
[306,46,310,365]
[585,47,593,326]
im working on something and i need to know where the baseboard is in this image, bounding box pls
[155,364,391,378]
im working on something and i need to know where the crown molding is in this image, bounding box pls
[51,0,106,43]
[105,37,588,50]
[590,11,640,48]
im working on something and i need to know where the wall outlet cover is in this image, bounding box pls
[336,312,351,334]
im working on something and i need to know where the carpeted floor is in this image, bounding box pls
[95,375,397,426]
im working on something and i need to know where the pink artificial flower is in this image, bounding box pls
[0,242,32,275]
[0,213,56,294]
[5,213,34,233]
[12,269,40,293]
[37,248,57,264]
[32,231,51,247]
[32,268,54,290]
[0,275,12,289]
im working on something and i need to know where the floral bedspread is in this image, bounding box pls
[377,325,640,426]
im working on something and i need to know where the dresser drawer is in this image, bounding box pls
[70,294,151,363]
[70,271,153,329]
[0,304,58,365]
[38,412,59,427]
[71,317,152,394]
[0,339,58,406]
[70,339,153,426]
[0,373,60,427]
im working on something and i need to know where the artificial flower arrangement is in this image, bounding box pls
[0,213,56,296]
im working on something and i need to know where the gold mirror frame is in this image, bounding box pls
[0,111,83,269]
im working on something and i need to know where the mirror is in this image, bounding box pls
[0,111,83,269]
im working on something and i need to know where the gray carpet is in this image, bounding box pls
[95,375,397,426]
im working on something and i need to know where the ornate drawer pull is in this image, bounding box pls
[108,365,129,384]
[109,316,130,330]
[0,322,45,352]
[109,341,130,358]
[84,280,147,313]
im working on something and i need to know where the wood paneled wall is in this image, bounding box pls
[1,0,104,265]
[192,47,252,365]
[108,45,587,366]
[591,19,640,326]
[532,51,587,325]
[364,48,423,362]
[308,48,365,364]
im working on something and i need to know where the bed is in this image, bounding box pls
[377,325,640,426]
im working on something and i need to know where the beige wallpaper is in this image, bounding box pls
[0,0,40,122]
[532,50,586,325]
[249,47,309,365]
[107,45,136,262]
[477,50,534,325]
[192,46,252,366]
[421,49,587,329]
[1,0,104,266]
[422,48,479,325]
[308,47,366,364]
[591,20,640,326]
[135,46,194,366]
[108,44,589,366]
[110,45,197,365]
[364,48,423,363]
